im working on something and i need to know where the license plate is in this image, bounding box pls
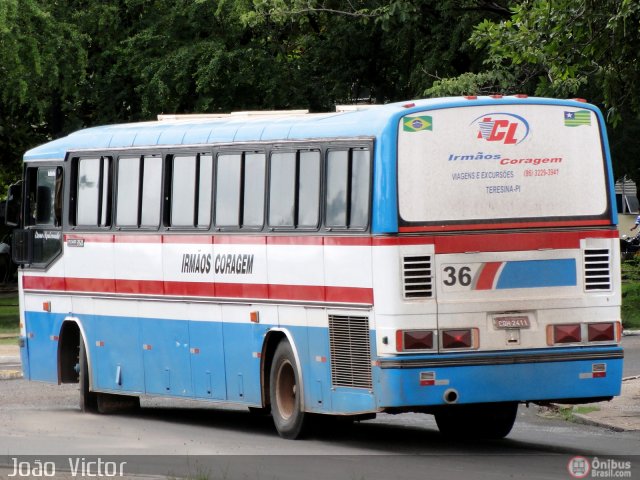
[493,315,531,329]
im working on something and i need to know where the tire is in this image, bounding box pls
[79,339,98,413]
[269,340,307,439]
[435,402,518,440]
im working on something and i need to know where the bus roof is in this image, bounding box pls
[23,96,598,161]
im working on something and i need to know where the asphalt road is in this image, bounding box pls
[0,378,638,480]
[624,334,640,377]
[0,336,637,479]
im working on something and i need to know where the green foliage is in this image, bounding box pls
[621,259,640,330]
[0,0,87,189]
[0,0,513,191]
[4,0,639,194]
[429,0,640,111]
[427,0,640,190]
[0,294,18,335]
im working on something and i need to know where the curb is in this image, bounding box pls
[570,412,628,432]
[0,370,22,380]
[623,329,640,336]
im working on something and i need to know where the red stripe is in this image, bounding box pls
[61,233,375,246]
[163,281,215,296]
[434,230,618,254]
[324,237,371,246]
[23,276,65,291]
[326,286,374,304]
[163,235,212,244]
[372,237,435,246]
[66,277,115,293]
[23,276,373,304]
[267,236,323,246]
[215,235,266,245]
[269,284,325,301]
[399,219,610,233]
[373,229,618,252]
[215,282,269,299]
[114,235,163,244]
[116,279,164,295]
[474,262,502,290]
[65,234,113,243]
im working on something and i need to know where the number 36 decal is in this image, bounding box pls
[442,266,472,287]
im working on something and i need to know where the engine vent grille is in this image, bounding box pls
[402,255,433,299]
[328,315,372,389]
[584,249,612,291]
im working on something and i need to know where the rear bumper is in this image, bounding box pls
[376,346,623,408]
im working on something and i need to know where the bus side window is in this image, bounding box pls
[350,148,371,228]
[215,153,242,227]
[268,152,296,228]
[75,157,111,227]
[26,166,62,227]
[214,151,265,230]
[170,154,213,228]
[325,148,370,230]
[242,153,266,228]
[268,150,320,230]
[115,155,162,228]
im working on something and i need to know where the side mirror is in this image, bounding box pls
[4,182,22,227]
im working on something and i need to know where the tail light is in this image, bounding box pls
[547,324,581,345]
[396,330,434,351]
[587,322,617,342]
[441,328,478,350]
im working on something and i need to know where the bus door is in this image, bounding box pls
[13,163,64,382]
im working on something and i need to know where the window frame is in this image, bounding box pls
[62,138,373,235]
[214,149,267,232]
[324,146,372,232]
[167,152,213,230]
[71,156,112,229]
[267,147,322,232]
[115,154,164,230]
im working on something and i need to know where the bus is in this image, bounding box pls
[7,96,623,440]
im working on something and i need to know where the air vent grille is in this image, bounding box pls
[584,249,612,291]
[328,315,372,389]
[403,255,433,299]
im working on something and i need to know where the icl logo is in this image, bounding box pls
[471,112,530,145]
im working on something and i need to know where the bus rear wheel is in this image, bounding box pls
[269,340,307,439]
[434,402,518,440]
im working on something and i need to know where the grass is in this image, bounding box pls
[0,293,19,336]
[621,258,640,330]
[545,405,601,422]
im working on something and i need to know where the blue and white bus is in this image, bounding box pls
[8,96,622,439]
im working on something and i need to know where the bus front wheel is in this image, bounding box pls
[79,339,98,413]
[269,340,307,439]
[434,402,518,440]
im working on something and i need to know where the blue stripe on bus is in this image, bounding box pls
[377,349,622,407]
[21,309,620,415]
[21,311,376,414]
[496,258,577,289]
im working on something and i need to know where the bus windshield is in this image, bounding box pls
[397,103,609,225]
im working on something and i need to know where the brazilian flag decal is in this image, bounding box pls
[403,115,433,132]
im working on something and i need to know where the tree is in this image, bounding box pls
[426,0,640,182]
[0,0,87,194]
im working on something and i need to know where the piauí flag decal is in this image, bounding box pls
[564,110,591,127]
[403,115,433,132]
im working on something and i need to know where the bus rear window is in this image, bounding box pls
[397,104,609,225]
